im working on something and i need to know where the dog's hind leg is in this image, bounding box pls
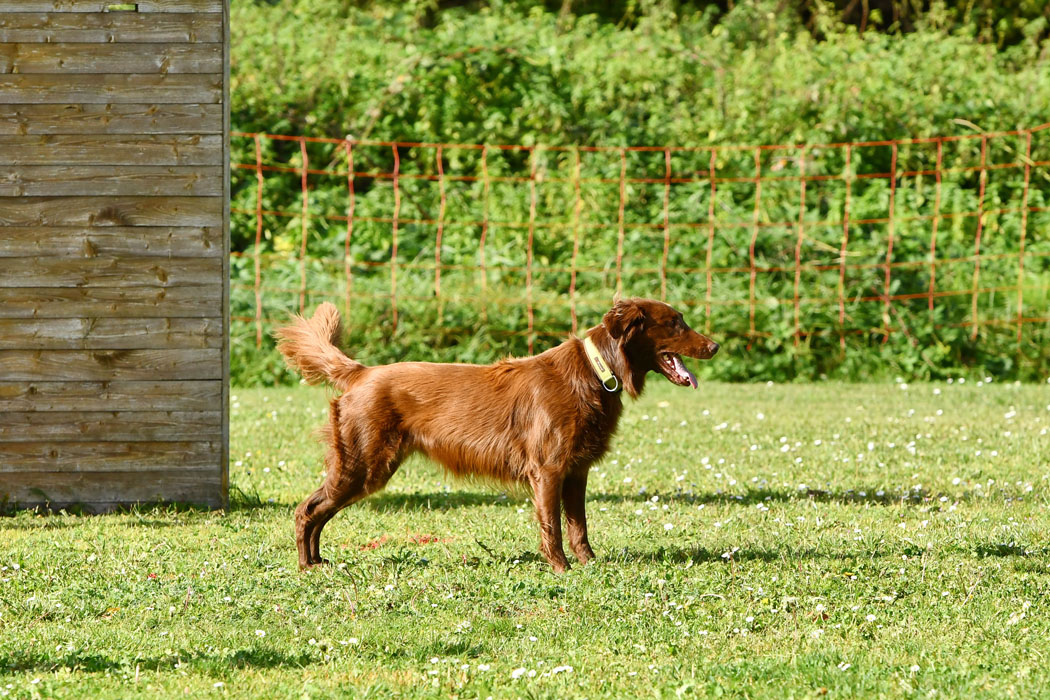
[296,485,337,569]
[297,457,405,569]
[562,469,595,564]
[297,433,407,569]
[295,447,356,568]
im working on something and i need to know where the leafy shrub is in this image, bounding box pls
[229,0,1050,385]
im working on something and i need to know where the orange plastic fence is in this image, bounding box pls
[231,125,1050,354]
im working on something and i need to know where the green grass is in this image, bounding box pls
[3,380,1050,698]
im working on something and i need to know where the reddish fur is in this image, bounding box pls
[276,298,718,573]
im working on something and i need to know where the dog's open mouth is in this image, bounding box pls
[658,352,698,389]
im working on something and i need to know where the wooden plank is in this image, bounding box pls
[0,74,222,104]
[0,411,222,442]
[221,0,231,509]
[0,197,222,226]
[1,470,224,511]
[0,166,223,196]
[0,257,221,288]
[0,380,221,411]
[0,135,222,165]
[0,104,223,135]
[0,440,220,471]
[0,285,222,318]
[0,349,221,380]
[0,1,223,13]
[0,317,222,349]
[0,226,222,257]
[0,256,220,288]
[0,13,222,43]
[0,43,222,74]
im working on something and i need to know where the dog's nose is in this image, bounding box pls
[709,342,720,356]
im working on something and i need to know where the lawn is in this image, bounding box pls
[2,380,1049,699]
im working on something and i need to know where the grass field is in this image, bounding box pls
[3,380,1049,698]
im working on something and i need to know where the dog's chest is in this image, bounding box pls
[570,397,622,463]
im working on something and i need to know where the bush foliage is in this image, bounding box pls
[229,0,1050,385]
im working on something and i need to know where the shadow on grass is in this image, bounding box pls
[227,484,294,512]
[224,483,993,517]
[974,542,1046,558]
[352,486,954,513]
[615,540,1050,566]
[363,490,509,512]
[591,486,960,507]
[2,647,313,674]
[0,501,209,528]
[610,543,930,566]
[609,544,840,565]
[225,485,510,514]
[417,639,488,659]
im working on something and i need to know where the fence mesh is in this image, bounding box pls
[230,125,1050,376]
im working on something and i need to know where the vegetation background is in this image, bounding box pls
[228,0,1050,385]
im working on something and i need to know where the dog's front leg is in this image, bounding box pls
[529,472,571,574]
[562,470,595,564]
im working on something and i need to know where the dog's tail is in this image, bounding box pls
[274,302,365,391]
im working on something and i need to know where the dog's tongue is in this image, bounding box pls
[672,355,698,389]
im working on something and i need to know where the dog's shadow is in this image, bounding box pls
[358,486,953,513]
[364,490,509,512]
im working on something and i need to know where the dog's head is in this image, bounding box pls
[603,298,718,391]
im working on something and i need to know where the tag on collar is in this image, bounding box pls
[583,335,620,392]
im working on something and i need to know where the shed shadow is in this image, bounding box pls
[2,647,313,674]
[0,501,199,528]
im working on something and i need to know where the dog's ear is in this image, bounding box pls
[603,299,645,342]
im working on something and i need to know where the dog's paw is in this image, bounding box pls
[300,558,331,571]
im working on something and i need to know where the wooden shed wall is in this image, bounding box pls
[0,0,229,510]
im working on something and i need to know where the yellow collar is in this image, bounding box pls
[583,335,620,392]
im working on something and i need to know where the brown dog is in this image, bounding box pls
[275,298,718,572]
